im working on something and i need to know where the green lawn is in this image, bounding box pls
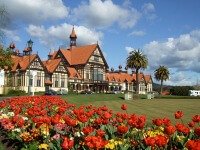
[63,93,200,123]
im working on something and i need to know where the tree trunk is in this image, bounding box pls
[160,80,163,95]
[136,69,139,94]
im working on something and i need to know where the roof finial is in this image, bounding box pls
[70,25,77,47]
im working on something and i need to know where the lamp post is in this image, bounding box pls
[27,39,33,95]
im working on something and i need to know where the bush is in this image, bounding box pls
[6,89,26,96]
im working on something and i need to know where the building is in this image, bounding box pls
[0,27,153,95]
[106,66,153,94]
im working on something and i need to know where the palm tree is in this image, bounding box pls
[154,65,170,94]
[126,49,148,94]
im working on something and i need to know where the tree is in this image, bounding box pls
[154,65,170,94]
[0,45,13,70]
[0,4,13,70]
[126,49,148,94]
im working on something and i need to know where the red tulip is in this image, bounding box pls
[174,111,183,119]
[194,127,200,136]
[144,137,156,147]
[61,137,74,150]
[117,125,128,134]
[152,118,163,126]
[164,125,176,135]
[121,104,127,110]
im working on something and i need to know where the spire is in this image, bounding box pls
[70,26,77,38]
[70,26,77,47]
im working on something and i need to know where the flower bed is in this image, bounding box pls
[0,96,199,150]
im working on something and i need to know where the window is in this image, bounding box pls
[55,74,59,87]
[92,68,103,81]
[29,78,33,86]
[17,72,21,86]
[36,72,41,87]
[61,74,65,87]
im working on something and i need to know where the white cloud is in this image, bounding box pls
[26,23,103,48]
[129,30,146,36]
[125,46,135,54]
[1,0,68,23]
[126,30,200,85]
[1,29,20,41]
[142,3,155,14]
[164,71,196,86]
[142,3,156,20]
[72,0,141,28]
[143,30,200,73]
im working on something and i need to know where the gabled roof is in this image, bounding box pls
[59,44,97,65]
[11,54,37,72]
[42,58,62,73]
[67,67,82,79]
[52,44,108,68]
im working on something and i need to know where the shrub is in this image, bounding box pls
[6,89,26,96]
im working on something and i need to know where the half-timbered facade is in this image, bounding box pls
[48,27,109,93]
[4,47,46,94]
[1,27,153,95]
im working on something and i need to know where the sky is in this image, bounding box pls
[1,0,200,86]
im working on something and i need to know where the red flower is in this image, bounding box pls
[103,111,112,119]
[117,125,128,134]
[164,125,176,135]
[85,136,108,149]
[192,115,200,123]
[144,137,156,147]
[82,126,94,135]
[51,114,61,125]
[61,137,74,150]
[163,117,171,126]
[186,140,200,150]
[188,121,195,128]
[17,118,25,127]
[96,129,105,137]
[175,123,190,135]
[121,104,127,110]
[194,127,200,136]
[155,135,168,147]
[77,115,88,123]
[152,118,163,126]
[174,111,183,119]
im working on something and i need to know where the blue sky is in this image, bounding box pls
[1,0,200,86]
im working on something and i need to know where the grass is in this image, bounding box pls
[63,93,200,123]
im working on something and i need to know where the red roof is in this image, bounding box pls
[11,54,37,71]
[43,58,61,73]
[106,72,135,83]
[67,67,82,79]
[59,44,98,65]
